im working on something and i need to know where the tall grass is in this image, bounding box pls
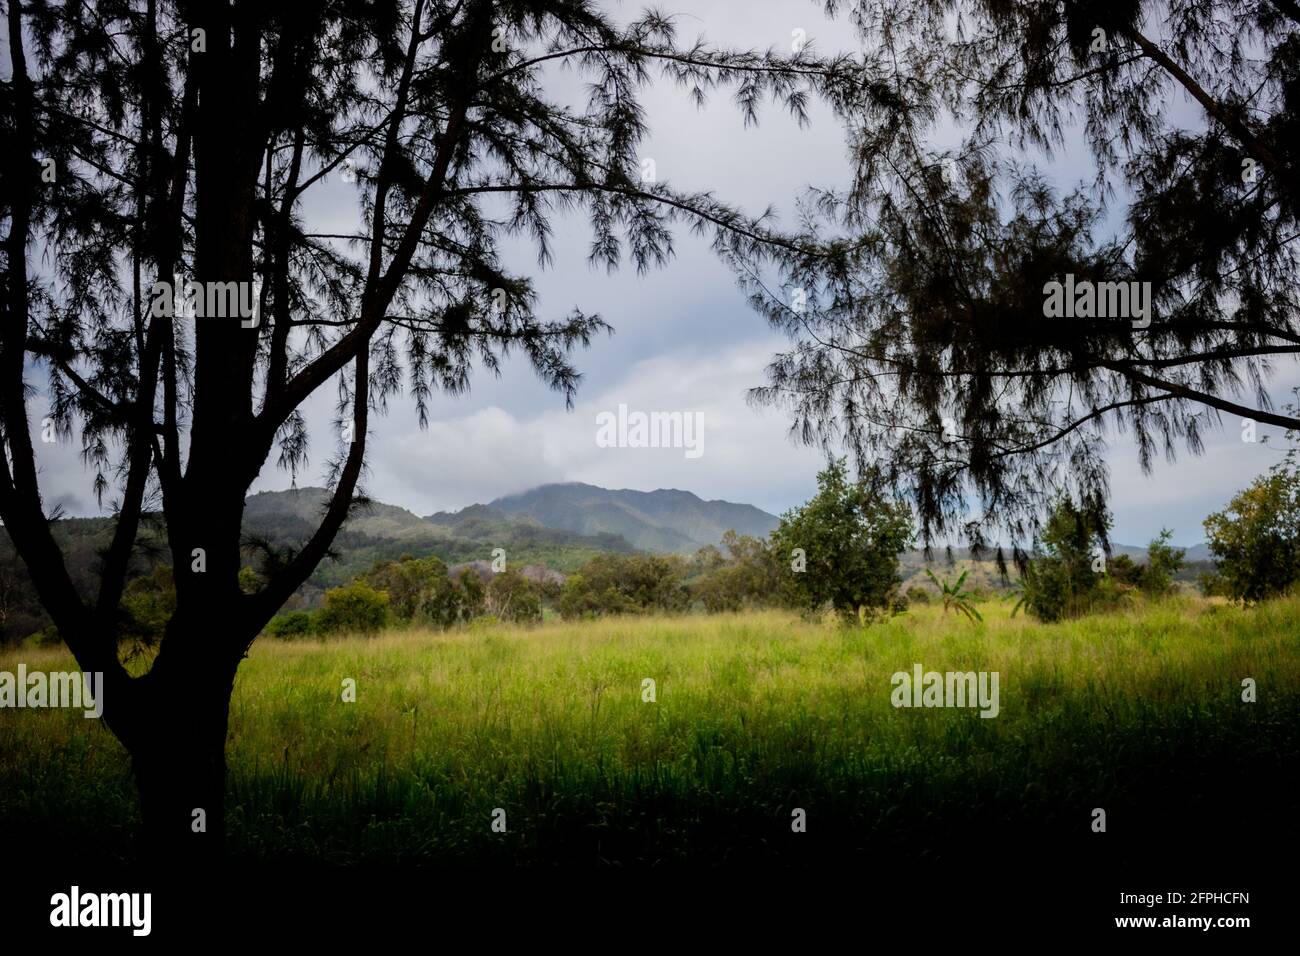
[2,597,1297,866]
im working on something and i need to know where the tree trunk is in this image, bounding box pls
[128,621,241,865]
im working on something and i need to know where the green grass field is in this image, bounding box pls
[3,598,1298,868]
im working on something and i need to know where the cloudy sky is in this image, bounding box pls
[28,0,1300,546]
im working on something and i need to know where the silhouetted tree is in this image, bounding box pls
[746,0,1300,556]
[0,0,867,861]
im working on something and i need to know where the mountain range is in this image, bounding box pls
[464,482,780,552]
[1,480,1213,639]
[257,481,1206,561]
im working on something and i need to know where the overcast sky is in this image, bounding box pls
[25,0,1300,547]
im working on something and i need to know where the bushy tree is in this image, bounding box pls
[1106,554,1144,589]
[904,585,931,606]
[1204,466,1300,603]
[119,566,176,647]
[456,569,486,621]
[1016,498,1113,622]
[558,554,690,618]
[1099,531,1186,597]
[692,564,748,613]
[316,582,389,635]
[689,531,781,613]
[770,459,913,621]
[361,555,471,626]
[361,556,436,621]
[264,610,314,638]
[486,569,541,625]
[557,573,598,619]
[419,573,467,629]
[1142,529,1186,597]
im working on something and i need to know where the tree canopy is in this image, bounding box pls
[745,0,1300,556]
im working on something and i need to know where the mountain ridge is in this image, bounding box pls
[0,482,1215,641]
[478,481,780,553]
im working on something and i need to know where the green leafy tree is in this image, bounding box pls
[1016,498,1112,622]
[690,544,727,577]
[316,582,389,635]
[264,611,314,639]
[1204,467,1300,603]
[558,554,690,619]
[689,532,781,613]
[1107,554,1144,589]
[1142,529,1186,597]
[456,569,486,622]
[419,573,466,628]
[770,459,913,621]
[119,566,176,647]
[486,569,541,625]
[904,585,931,606]
[361,555,469,626]
[362,556,433,621]
[557,572,600,619]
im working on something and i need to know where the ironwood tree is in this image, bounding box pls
[744,0,1300,556]
[0,0,869,861]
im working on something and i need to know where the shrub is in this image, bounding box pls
[558,554,690,619]
[905,585,931,605]
[1017,497,1114,622]
[316,582,389,635]
[486,569,542,624]
[265,611,314,638]
[1141,529,1185,597]
[689,532,782,612]
[119,566,175,647]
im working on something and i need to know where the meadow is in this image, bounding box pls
[2,598,1298,871]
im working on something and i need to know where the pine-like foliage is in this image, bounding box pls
[747,0,1300,559]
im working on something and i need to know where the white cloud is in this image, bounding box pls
[308,339,826,517]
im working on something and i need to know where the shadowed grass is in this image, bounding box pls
[1,598,1297,866]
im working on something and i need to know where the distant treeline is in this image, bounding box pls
[6,448,1297,645]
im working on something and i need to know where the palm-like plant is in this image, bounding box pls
[924,569,983,623]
